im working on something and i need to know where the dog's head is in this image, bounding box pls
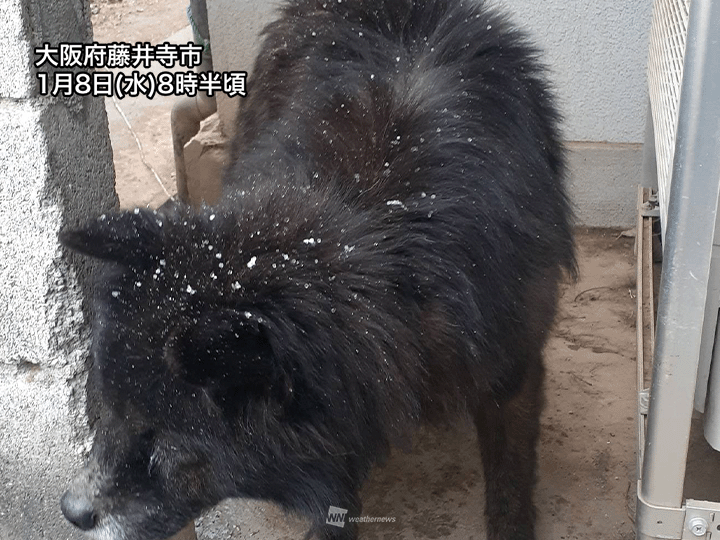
[59,203,403,539]
[59,209,295,540]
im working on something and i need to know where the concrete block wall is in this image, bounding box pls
[0,0,117,538]
[208,0,653,228]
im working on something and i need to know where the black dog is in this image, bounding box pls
[60,1,574,539]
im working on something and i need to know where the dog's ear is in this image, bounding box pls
[166,309,280,393]
[59,209,164,267]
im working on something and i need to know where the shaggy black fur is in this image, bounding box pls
[60,1,574,539]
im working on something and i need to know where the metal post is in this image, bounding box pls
[637,0,720,537]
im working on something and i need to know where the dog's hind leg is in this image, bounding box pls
[473,355,544,540]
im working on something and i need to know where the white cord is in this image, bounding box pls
[111,95,174,200]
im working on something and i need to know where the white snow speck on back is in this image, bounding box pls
[247,256,257,269]
[303,238,317,246]
[231,281,241,291]
[386,200,407,210]
[186,285,197,295]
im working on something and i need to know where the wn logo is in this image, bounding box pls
[326,506,348,528]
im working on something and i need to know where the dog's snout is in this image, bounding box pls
[60,489,97,531]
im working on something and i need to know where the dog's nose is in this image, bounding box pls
[60,490,97,531]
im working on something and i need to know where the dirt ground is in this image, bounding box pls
[91,2,642,539]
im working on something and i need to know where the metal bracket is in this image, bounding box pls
[683,500,720,539]
[636,492,720,539]
[641,200,661,218]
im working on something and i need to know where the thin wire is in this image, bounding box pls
[111,95,174,200]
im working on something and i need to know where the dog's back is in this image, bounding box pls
[223,0,575,415]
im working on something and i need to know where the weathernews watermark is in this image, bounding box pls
[34,42,247,99]
[325,506,396,528]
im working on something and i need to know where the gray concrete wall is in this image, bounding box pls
[566,142,643,227]
[207,0,653,228]
[207,1,276,141]
[491,0,653,227]
[491,0,652,144]
[0,0,117,538]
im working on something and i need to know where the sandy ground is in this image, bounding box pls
[89,1,655,539]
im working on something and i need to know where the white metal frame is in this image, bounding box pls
[636,0,720,538]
